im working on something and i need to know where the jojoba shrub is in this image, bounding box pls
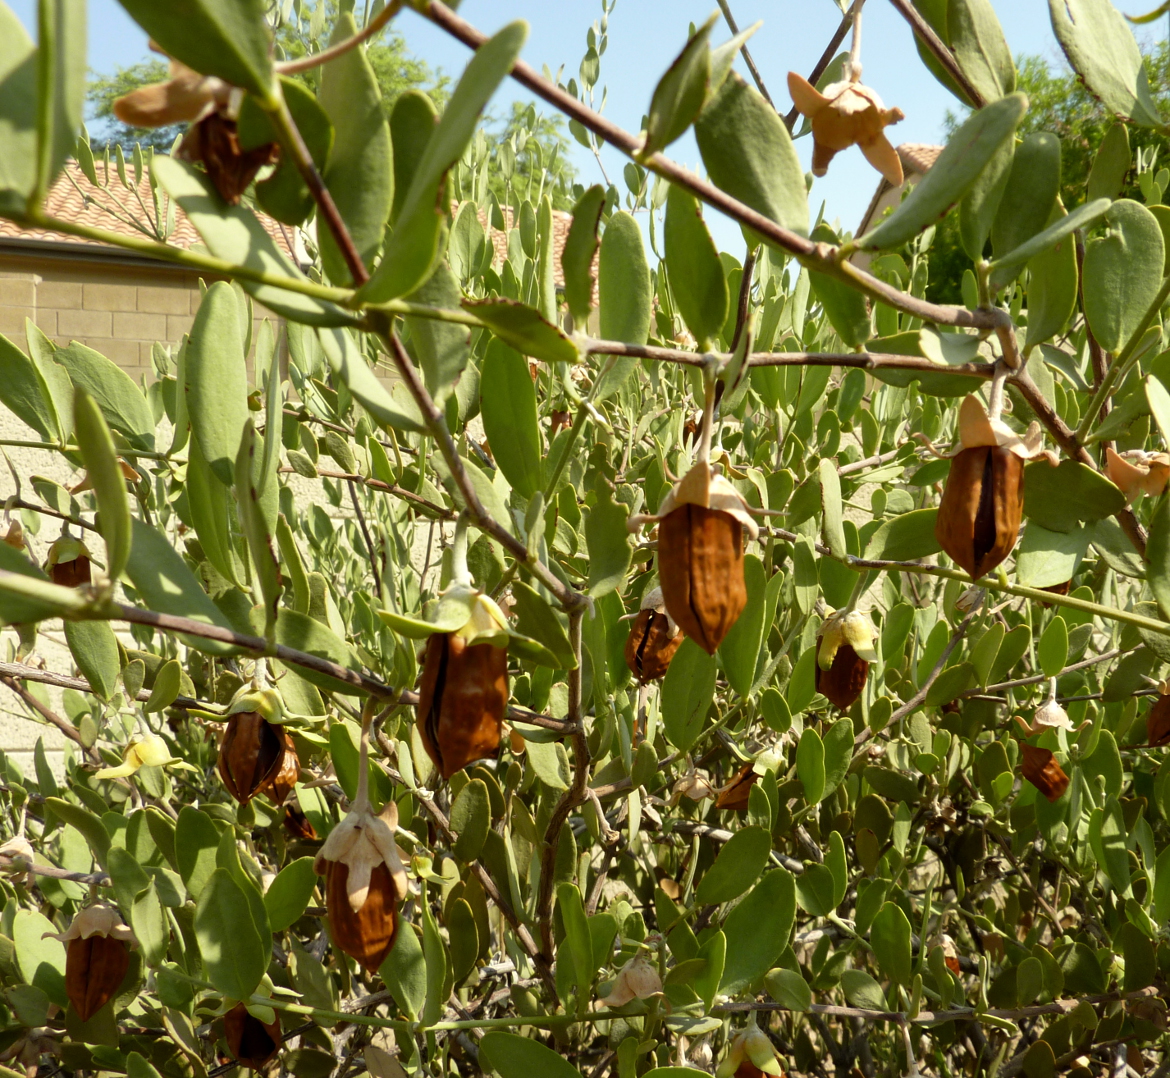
[1,0,1170,1075]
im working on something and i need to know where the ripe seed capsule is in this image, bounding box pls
[1020,743,1069,802]
[935,445,1024,581]
[416,632,508,780]
[224,1002,283,1070]
[816,643,869,711]
[44,904,135,1021]
[46,536,92,588]
[217,712,293,804]
[624,588,683,682]
[325,860,399,974]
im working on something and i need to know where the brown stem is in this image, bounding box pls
[730,246,758,352]
[347,479,383,595]
[536,609,589,959]
[280,467,453,519]
[714,0,774,108]
[959,648,1126,699]
[418,1,1005,332]
[266,92,370,287]
[5,497,97,533]
[0,675,101,761]
[1,858,110,887]
[784,2,857,130]
[884,0,986,108]
[375,320,587,611]
[276,1,404,74]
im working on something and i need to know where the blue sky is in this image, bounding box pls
[8,0,1167,254]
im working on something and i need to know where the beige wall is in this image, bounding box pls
[0,248,278,384]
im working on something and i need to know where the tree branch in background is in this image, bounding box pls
[715,0,774,108]
[783,2,858,130]
[884,0,987,108]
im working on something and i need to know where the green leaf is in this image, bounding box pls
[263,857,318,934]
[991,133,1061,265]
[510,582,576,669]
[664,184,728,346]
[1024,204,1081,350]
[0,551,83,624]
[271,607,362,696]
[0,7,36,211]
[818,458,848,559]
[72,388,130,583]
[420,890,450,1025]
[131,881,168,967]
[840,968,887,1010]
[481,338,542,498]
[52,341,154,449]
[382,923,426,1023]
[152,156,351,327]
[795,862,837,916]
[389,90,437,224]
[125,519,239,657]
[717,554,768,695]
[235,422,281,640]
[993,200,1110,296]
[661,637,717,751]
[695,826,771,906]
[1088,122,1131,202]
[1023,460,1125,532]
[585,485,632,598]
[765,967,812,1011]
[1146,494,1170,619]
[823,718,854,799]
[694,72,808,244]
[1049,0,1166,129]
[960,138,1013,260]
[194,867,269,1001]
[1082,200,1165,353]
[948,0,1017,104]
[1091,798,1131,895]
[596,210,652,401]
[44,796,110,865]
[13,909,67,1008]
[1118,921,1156,990]
[865,507,945,559]
[562,185,605,325]
[797,727,826,804]
[809,227,871,347]
[186,281,248,486]
[450,779,491,862]
[719,868,795,994]
[466,298,579,366]
[1016,523,1088,588]
[1148,375,1170,446]
[359,22,528,303]
[479,1033,583,1078]
[859,94,1026,251]
[64,620,119,701]
[114,0,274,99]
[407,264,471,404]
[317,11,393,282]
[1037,615,1068,677]
[644,13,716,156]
[0,333,59,441]
[175,806,220,900]
[870,901,913,986]
[557,883,595,996]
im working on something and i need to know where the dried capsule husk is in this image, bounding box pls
[658,504,747,655]
[1148,695,1170,747]
[217,712,291,804]
[283,803,318,841]
[325,860,398,973]
[816,643,868,710]
[46,536,92,589]
[1021,744,1069,802]
[224,1002,283,1070]
[266,745,300,807]
[416,632,508,780]
[625,609,683,682]
[935,446,1024,581]
[715,764,758,812]
[180,113,279,205]
[65,933,130,1020]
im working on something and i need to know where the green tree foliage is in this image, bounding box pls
[0,2,1169,1077]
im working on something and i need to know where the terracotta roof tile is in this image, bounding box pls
[0,161,299,260]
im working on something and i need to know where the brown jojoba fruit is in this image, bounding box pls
[1148,695,1170,747]
[66,933,130,1021]
[935,445,1024,581]
[816,644,869,711]
[624,608,683,683]
[217,712,292,804]
[715,764,758,812]
[1020,743,1069,803]
[224,1002,283,1070]
[325,860,399,974]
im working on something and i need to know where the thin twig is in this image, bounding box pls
[884,0,986,107]
[276,0,404,73]
[0,675,101,761]
[714,0,774,108]
[783,3,857,129]
[347,479,383,595]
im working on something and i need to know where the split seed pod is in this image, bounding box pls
[1020,744,1069,802]
[624,587,683,682]
[816,609,878,710]
[218,711,295,804]
[314,800,408,973]
[224,1002,283,1070]
[1107,448,1170,504]
[630,462,758,655]
[1148,687,1170,747]
[787,71,905,185]
[44,904,135,1021]
[715,764,758,812]
[935,396,1047,581]
[46,536,92,588]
